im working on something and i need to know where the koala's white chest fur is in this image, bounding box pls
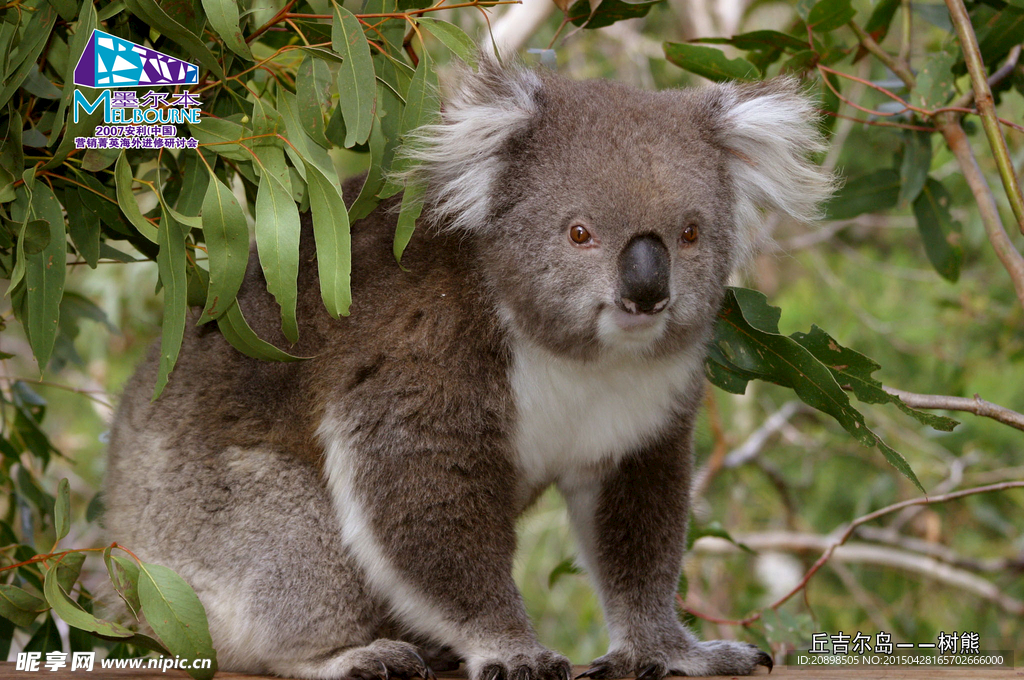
[509,340,705,493]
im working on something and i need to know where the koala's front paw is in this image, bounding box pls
[336,639,437,680]
[471,647,573,680]
[579,639,772,678]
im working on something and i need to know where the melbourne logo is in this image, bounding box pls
[74,29,198,88]
[71,30,202,150]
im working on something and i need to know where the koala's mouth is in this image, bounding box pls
[596,303,670,348]
[610,307,662,331]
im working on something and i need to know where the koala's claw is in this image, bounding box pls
[754,649,773,673]
[635,664,663,680]
[575,664,609,679]
[378,661,391,680]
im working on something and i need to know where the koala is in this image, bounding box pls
[105,58,832,680]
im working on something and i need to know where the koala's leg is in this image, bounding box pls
[321,417,572,680]
[558,432,773,678]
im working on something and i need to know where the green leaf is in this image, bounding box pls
[347,112,388,222]
[137,562,217,680]
[663,42,760,82]
[44,557,133,638]
[914,46,957,110]
[824,168,900,220]
[332,2,376,148]
[188,117,253,162]
[21,220,51,255]
[123,0,225,79]
[862,0,900,44]
[381,52,440,198]
[49,0,98,145]
[416,18,478,66]
[0,584,48,627]
[23,613,61,653]
[278,90,339,183]
[296,54,334,149]
[0,3,57,111]
[897,130,932,208]
[154,210,191,399]
[691,30,807,52]
[22,183,68,369]
[711,288,924,491]
[912,177,963,283]
[790,325,958,431]
[255,170,301,343]
[199,173,250,323]
[978,6,1024,66]
[114,152,158,243]
[568,0,663,29]
[393,182,425,266]
[548,558,583,588]
[54,478,70,542]
[304,161,351,318]
[806,0,855,32]
[217,301,307,361]
[201,0,253,60]
[64,189,100,267]
[176,150,212,217]
[55,552,86,593]
[688,521,753,553]
[103,548,142,617]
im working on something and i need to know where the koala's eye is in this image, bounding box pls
[680,224,699,246]
[569,224,593,245]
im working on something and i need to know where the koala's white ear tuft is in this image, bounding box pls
[399,55,542,233]
[714,77,836,264]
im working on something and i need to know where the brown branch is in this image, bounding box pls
[936,114,1024,310]
[679,481,1024,626]
[847,20,915,88]
[884,386,1024,432]
[945,0,1024,236]
[247,0,296,44]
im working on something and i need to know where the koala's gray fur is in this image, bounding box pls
[105,58,832,679]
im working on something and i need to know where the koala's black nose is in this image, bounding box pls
[618,234,671,315]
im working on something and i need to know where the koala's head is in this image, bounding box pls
[405,59,833,361]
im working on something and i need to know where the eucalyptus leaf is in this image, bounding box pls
[663,42,760,82]
[199,174,250,324]
[254,171,301,343]
[137,562,218,680]
[332,2,376,148]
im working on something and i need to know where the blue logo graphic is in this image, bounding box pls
[74,30,198,88]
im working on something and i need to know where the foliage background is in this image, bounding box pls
[1,0,1023,669]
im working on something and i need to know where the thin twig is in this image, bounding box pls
[936,114,1024,310]
[945,0,1024,235]
[884,386,1024,432]
[847,20,915,88]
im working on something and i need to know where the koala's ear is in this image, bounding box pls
[712,77,836,264]
[400,56,542,233]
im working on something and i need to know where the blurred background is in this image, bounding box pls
[2,0,1023,664]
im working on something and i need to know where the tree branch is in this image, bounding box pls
[885,386,1024,432]
[847,20,915,88]
[945,0,1024,236]
[680,481,1024,626]
[936,114,1024,310]
[691,531,1024,616]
